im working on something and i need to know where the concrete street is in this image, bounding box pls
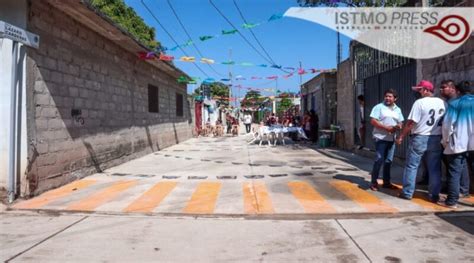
[2,134,474,262]
[1,211,473,262]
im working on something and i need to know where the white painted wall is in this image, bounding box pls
[0,0,28,190]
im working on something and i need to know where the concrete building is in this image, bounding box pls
[0,0,193,198]
[300,72,337,129]
[336,59,354,150]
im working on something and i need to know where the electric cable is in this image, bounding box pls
[166,0,226,77]
[209,0,278,68]
[141,0,210,78]
[232,0,276,66]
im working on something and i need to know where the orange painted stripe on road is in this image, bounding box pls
[183,182,221,214]
[411,193,450,211]
[13,180,97,209]
[330,180,398,213]
[66,180,137,211]
[288,181,336,214]
[378,181,450,212]
[461,196,474,204]
[123,182,177,213]
[243,182,274,214]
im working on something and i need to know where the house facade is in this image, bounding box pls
[301,72,337,129]
[0,0,193,197]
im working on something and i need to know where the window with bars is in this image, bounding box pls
[352,43,414,81]
[176,93,183,117]
[148,85,159,113]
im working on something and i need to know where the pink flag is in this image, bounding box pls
[138,51,156,60]
[283,73,294,79]
[159,53,174,61]
[266,76,278,80]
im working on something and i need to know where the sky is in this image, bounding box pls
[125,0,351,100]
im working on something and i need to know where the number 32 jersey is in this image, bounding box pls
[407,97,446,135]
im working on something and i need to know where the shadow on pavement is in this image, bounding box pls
[333,174,370,190]
[436,212,474,235]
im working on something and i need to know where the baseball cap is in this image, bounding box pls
[412,80,434,92]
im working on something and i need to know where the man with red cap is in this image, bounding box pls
[396,80,445,202]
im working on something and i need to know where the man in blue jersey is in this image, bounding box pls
[369,89,404,191]
[440,80,470,199]
[441,81,474,208]
[396,80,445,202]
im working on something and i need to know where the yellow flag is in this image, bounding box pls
[200,58,215,64]
[180,56,195,62]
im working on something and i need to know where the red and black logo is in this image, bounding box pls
[424,15,470,44]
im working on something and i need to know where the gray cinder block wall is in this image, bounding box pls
[336,59,354,150]
[24,0,193,196]
[421,36,474,87]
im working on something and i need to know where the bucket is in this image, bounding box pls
[319,137,330,148]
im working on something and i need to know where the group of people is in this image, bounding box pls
[202,113,240,137]
[368,80,473,208]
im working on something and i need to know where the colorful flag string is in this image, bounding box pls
[161,13,284,52]
[139,51,320,75]
[176,68,336,85]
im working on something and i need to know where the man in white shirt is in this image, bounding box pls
[243,113,252,133]
[396,80,445,202]
[369,89,404,191]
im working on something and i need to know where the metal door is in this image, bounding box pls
[364,62,417,158]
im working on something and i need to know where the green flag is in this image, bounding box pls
[222,29,238,35]
[242,23,259,29]
[199,35,214,41]
[177,76,188,83]
[221,61,235,65]
[268,14,283,21]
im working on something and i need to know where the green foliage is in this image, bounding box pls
[90,0,159,49]
[297,0,408,7]
[241,90,264,108]
[297,0,457,7]
[193,82,230,106]
[277,98,293,113]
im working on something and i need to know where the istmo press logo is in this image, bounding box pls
[284,7,473,59]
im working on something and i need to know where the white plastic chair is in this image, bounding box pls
[274,131,285,146]
[258,126,271,146]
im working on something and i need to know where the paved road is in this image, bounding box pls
[10,135,474,216]
[1,211,473,262]
[3,135,474,262]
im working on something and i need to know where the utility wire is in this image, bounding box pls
[232,0,276,66]
[166,0,226,77]
[209,0,276,68]
[141,0,210,78]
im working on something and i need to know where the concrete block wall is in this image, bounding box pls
[336,60,354,150]
[24,0,192,195]
[421,36,474,87]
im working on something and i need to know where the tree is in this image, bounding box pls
[297,0,407,7]
[277,98,294,114]
[241,90,266,110]
[90,0,160,49]
[193,82,230,106]
[297,0,453,7]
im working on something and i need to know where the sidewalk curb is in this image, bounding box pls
[4,207,472,220]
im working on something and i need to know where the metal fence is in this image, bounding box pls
[363,62,417,158]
